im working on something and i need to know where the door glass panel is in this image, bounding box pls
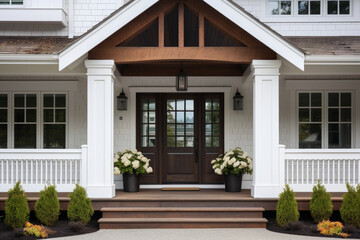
[186,112,194,123]
[186,100,194,110]
[167,98,195,148]
[205,97,221,147]
[186,124,193,136]
[141,98,156,147]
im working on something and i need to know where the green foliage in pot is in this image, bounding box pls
[340,183,360,228]
[114,149,153,175]
[276,184,300,228]
[310,181,333,223]
[67,184,94,225]
[35,185,60,226]
[211,147,253,176]
[4,181,30,229]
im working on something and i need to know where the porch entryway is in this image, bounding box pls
[137,93,224,184]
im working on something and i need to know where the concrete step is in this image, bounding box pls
[98,217,268,229]
[101,207,264,218]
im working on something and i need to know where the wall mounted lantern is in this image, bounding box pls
[117,89,128,111]
[176,65,188,91]
[233,89,244,110]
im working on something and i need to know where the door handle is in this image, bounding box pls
[194,138,199,164]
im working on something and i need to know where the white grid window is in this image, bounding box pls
[13,93,37,148]
[0,0,23,5]
[43,94,67,149]
[268,0,292,15]
[327,0,350,15]
[0,94,8,148]
[298,0,321,15]
[297,91,353,149]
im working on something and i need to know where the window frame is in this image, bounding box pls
[296,90,355,149]
[267,0,293,16]
[0,0,25,8]
[0,93,9,148]
[1,91,69,149]
[296,0,322,16]
[325,0,351,16]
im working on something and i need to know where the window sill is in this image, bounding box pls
[260,15,358,23]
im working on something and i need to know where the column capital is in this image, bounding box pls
[85,59,116,76]
[250,60,282,76]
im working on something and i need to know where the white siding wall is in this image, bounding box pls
[0,0,359,37]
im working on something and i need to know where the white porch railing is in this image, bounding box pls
[280,145,360,192]
[0,145,87,192]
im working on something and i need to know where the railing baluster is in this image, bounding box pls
[338,160,340,184]
[21,160,23,183]
[65,161,68,185]
[1,160,3,184]
[348,160,351,183]
[322,160,324,184]
[55,160,57,185]
[75,159,78,184]
[301,160,304,184]
[6,160,8,184]
[353,160,356,185]
[327,160,330,184]
[358,159,360,183]
[306,160,309,184]
[36,160,38,184]
[15,160,18,183]
[60,160,63,184]
[312,160,314,184]
[31,160,33,184]
[70,160,73,184]
[45,160,48,185]
[343,161,346,184]
[40,160,43,184]
[333,160,335,184]
[11,160,13,184]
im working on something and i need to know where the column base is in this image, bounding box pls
[86,184,115,199]
[251,184,283,198]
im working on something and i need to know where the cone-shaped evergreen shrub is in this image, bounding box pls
[310,181,333,223]
[67,184,94,225]
[276,184,300,228]
[340,183,360,228]
[35,185,60,226]
[4,181,30,229]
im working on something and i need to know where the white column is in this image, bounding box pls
[251,60,282,198]
[85,60,116,198]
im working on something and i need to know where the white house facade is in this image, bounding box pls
[0,0,359,199]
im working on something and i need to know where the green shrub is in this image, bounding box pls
[276,184,300,228]
[35,185,60,226]
[340,183,360,228]
[4,181,30,229]
[310,181,333,223]
[67,184,94,225]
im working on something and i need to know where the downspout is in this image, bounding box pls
[68,0,74,38]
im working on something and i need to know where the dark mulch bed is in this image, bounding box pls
[265,211,360,239]
[0,211,100,240]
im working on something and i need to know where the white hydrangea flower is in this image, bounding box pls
[124,160,131,167]
[248,164,253,170]
[240,161,247,167]
[211,159,216,164]
[132,160,140,169]
[233,161,240,167]
[214,168,222,175]
[121,156,128,163]
[114,167,120,175]
[141,157,148,162]
[146,167,153,173]
[243,152,248,158]
[229,157,236,165]
[223,156,230,162]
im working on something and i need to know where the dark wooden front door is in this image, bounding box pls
[137,93,223,184]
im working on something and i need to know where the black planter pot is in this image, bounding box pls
[224,173,242,192]
[123,173,140,192]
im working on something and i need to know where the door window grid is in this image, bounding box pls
[43,94,67,149]
[0,94,8,148]
[141,99,156,147]
[167,99,194,148]
[328,92,351,148]
[205,98,220,147]
[13,93,37,148]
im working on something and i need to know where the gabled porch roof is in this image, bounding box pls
[57,0,305,71]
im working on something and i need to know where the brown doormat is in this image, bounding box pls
[161,187,200,191]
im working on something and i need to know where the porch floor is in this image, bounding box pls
[0,189,344,211]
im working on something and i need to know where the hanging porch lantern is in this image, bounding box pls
[233,89,244,110]
[117,89,128,111]
[176,65,188,91]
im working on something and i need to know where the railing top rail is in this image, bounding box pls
[0,149,82,160]
[284,149,360,154]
